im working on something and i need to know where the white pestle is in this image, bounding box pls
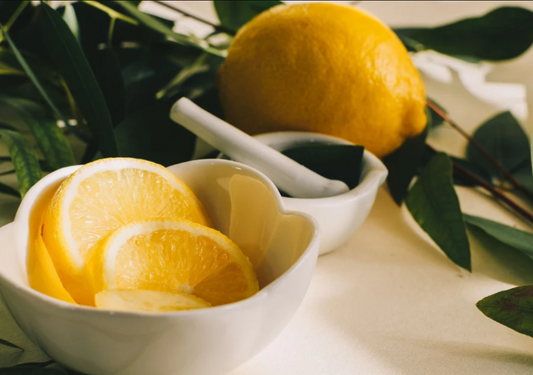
[170,98,350,198]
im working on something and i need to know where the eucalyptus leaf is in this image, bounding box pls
[451,157,492,187]
[0,182,19,198]
[85,48,125,126]
[477,285,533,338]
[467,111,529,180]
[114,1,225,58]
[214,1,283,32]
[0,170,15,176]
[1,97,75,169]
[0,25,76,138]
[512,161,533,195]
[0,367,64,375]
[395,7,533,61]
[37,3,118,156]
[282,145,364,191]
[0,297,50,367]
[0,130,41,197]
[0,340,22,350]
[114,99,195,166]
[464,214,533,260]
[156,53,209,99]
[383,112,429,205]
[406,152,471,270]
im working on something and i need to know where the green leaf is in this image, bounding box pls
[464,214,533,260]
[395,7,533,61]
[467,111,529,180]
[512,160,533,195]
[114,1,225,58]
[282,145,364,191]
[383,112,429,205]
[156,53,210,100]
[37,3,118,157]
[0,340,22,350]
[113,100,195,166]
[451,157,492,187]
[477,285,533,338]
[214,1,282,32]
[0,130,42,197]
[85,48,125,126]
[1,97,75,170]
[82,1,138,26]
[0,297,50,367]
[406,152,471,270]
[0,25,75,137]
[0,182,20,198]
[0,367,64,375]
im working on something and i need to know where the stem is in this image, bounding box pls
[426,99,533,201]
[428,145,533,225]
[5,1,30,31]
[108,17,116,47]
[454,162,533,224]
[154,1,236,35]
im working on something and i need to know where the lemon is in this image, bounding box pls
[90,220,258,307]
[42,158,211,305]
[95,289,211,312]
[218,2,427,158]
[28,235,76,304]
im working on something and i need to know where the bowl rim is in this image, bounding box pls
[0,159,320,318]
[227,131,388,204]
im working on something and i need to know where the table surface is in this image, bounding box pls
[4,1,533,374]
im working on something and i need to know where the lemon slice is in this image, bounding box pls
[95,289,210,312]
[91,219,258,306]
[42,158,211,305]
[28,235,76,304]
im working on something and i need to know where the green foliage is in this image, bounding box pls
[114,99,196,166]
[37,3,118,157]
[477,286,533,338]
[115,1,225,57]
[0,130,41,197]
[467,111,529,180]
[464,214,533,260]
[1,97,75,169]
[406,153,471,270]
[214,1,283,31]
[395,7,533,61]
[383,110,429,205]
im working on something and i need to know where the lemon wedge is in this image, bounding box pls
[91,219,258,306]
[95,289,211,312]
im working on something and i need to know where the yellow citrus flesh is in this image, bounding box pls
[42,158,211,305]
[95,289,211,312]
[28,235,76,304]
[91,219,258,307]
[218,3,427,158]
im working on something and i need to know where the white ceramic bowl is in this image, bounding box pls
[228,132,388,255]
[0,159,319,375]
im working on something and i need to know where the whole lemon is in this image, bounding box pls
[218,3,427,158]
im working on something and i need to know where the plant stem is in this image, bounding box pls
[154,1,236,35]
[428,145,533,225]
[426,99,533,201]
